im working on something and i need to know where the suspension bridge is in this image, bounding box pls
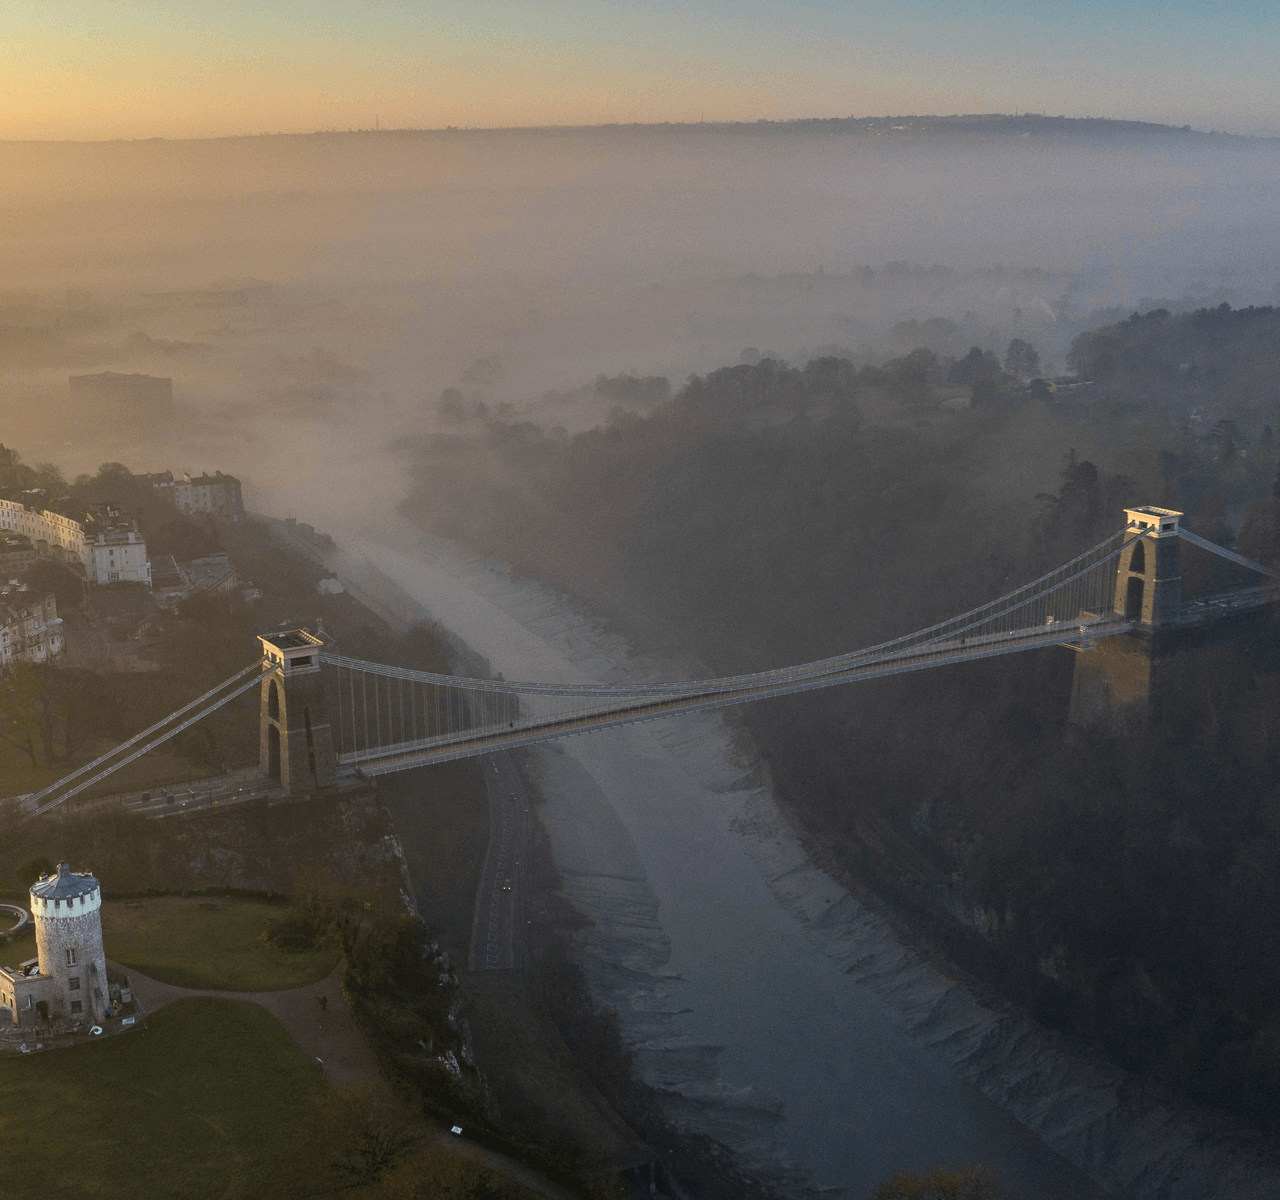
[16,506,1280,817]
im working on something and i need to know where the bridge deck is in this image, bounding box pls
[17,521,1280,811]
[338,617,1134,775]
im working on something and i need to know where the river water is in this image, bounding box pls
[335,525,1280,1200]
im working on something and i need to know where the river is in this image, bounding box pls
[331,523,1280,1200]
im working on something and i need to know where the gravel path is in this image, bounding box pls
[118,961,381,1087]
[116,969,581,1199]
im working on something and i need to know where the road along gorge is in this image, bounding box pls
[329,522,1280,1200]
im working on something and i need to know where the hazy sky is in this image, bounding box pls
[4,1,1278,141]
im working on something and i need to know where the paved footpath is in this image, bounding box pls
[121,963,580,1200]
[120,961,380,1087]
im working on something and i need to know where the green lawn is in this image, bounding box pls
[0,998,327,1198]
[103,896,339,991]
[0,738,61,800]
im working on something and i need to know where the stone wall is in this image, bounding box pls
[33,908,108,1022]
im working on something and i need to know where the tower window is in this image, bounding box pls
[69,976,80,990]
[70,1000,82,1014]
[66,948,77,966]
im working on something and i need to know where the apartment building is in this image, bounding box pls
[84,521,151,587]
[0,585,62,666]
[0,493,87,562]
[147,470,244,521]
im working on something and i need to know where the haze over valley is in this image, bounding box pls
[5,97,1280,1200]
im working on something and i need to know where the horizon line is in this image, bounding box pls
[2,112,1272,148]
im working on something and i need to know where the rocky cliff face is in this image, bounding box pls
[174,788,407,900]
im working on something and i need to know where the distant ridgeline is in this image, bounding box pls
[529,113,1251,144]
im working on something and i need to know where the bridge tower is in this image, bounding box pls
[1112,506,1183,624]
[1070,506,1183,730]
[259,630,336,794]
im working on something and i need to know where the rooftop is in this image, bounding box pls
[261,630,322,651]
[30,862,99,901]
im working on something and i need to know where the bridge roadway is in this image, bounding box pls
[337,614,1135,776]
[468,753,534,972]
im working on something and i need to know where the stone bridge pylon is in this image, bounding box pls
[258,631,335,794]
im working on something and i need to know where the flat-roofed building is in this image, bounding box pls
[152,470,244,521]
[0,535,38,570]
[85,520,151,588]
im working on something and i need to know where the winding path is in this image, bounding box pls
[0,904,31,942]
[119,962,380,1087]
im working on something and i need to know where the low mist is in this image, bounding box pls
[1,117,1277,530]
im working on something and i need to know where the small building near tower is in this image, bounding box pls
[0,864,109,1028]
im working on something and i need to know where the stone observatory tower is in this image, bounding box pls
[29,863,108,1023]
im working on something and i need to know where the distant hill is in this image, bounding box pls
[3,112,1261,149]
[535,113,1248,143]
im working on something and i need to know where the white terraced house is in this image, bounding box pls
[0,495,86,562]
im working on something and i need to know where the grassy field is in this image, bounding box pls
[0,997,327,1198]
[102,895,339,991]
[0,931,35,971]
[0,739,61,799]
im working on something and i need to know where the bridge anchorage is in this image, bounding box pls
[14,506,1279,815]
